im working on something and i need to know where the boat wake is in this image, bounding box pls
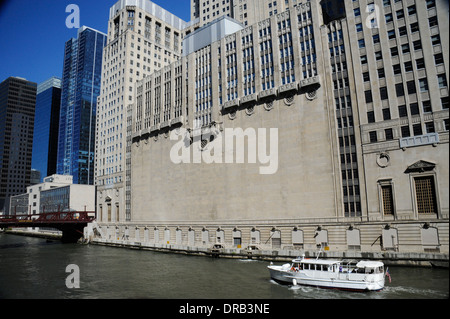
[383,285,449,299]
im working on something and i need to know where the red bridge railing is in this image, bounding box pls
[0,211,95,226]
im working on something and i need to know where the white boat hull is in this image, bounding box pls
[268,264,385,292]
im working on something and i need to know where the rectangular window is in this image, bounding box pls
[407,80,416,94]
[437,74,447,88]
[410,103,420,115]
[414,176,437,215]
[413,123,423,136]
[382,108,391,120]
[422,100,432,113]
[385,128,393,140]
[387,30,396,39]
[395,83,404,96]
[358,39,365,48]
[431,35,440,45]
[375,51,383,61]
[380,87,388,100]
[385,13,393,23]
[398,105,408,117]
[363,72,370,82]
[416,58,425,69]
[381,184,394,215]
[367,111,375,123]
[401,43,410,54]
[365,90,373,103]
[425,121,435,133]
[419,78,428,92]
[360,55,368,64]
[404,61,413,72]
[369,131,378,142]
[373,34,380,44]
[413,40,422,51]
[393,64,401,74]
[442,97,449,109]
[429,16,438,28]
[401,125,410,137]
[426,0,436,9]
[390,47,398,57]
[434,53,444,65]
[410,22,419,33]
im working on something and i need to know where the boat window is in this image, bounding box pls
[365,267,375,274]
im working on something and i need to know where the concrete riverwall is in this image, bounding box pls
[88,219,449,268]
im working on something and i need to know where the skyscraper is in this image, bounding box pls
[95,0,188,222]
[32,77,62,181]
[0,76,37,214]
[57,26,107,185]
[191,0,291,28]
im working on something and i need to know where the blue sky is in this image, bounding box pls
[0,0,191,85]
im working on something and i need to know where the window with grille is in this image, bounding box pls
[415,176,437,214]
[381,185,394,215]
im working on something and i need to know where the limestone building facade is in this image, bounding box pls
[96,0,449,256]
[95,0,190,223]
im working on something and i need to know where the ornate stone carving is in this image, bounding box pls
[404,160,436,173]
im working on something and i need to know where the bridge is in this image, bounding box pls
[0,211,95,243]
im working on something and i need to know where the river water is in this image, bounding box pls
[0,233,448,301]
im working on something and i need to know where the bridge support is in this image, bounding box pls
[60,225,86,243]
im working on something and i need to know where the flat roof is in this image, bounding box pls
[182,15,244,56]
[110,0,188,30]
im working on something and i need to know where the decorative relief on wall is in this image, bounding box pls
[376,152,390,168]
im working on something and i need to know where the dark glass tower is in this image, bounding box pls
[57,26,106,185]
[0,77,37,214]
[32,77,62,181]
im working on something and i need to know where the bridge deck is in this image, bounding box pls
[0,211,95,243]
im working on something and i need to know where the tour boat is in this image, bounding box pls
[268,255,386,292]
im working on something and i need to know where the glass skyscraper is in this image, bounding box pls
[57,26,107,185]
[32,77,61,181]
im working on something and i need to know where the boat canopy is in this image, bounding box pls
[292,258,384,269]
[356,261,384,268]
[293,258,340,265]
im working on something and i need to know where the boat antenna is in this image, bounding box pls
[316,244,323,260]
